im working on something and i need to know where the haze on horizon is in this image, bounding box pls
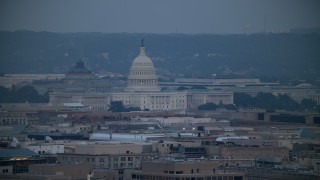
[1,0,320,34]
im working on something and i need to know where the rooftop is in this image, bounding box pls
[68,60,92,74]
[0,148,37,158]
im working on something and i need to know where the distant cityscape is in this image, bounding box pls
[0,38,320,180]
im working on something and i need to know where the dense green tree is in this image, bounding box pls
[278,94,299,110]
[108,101,141,112]
[191,85,207,90]
[177,86,189,91]
[234,93,253,108]
[197,102,217,110]
[218,100,224,108]
[234,92,318,111]
[14,86,41,103]
[254,92,278,109]
[300,99,317,111]
[127,107,141,112]
[108,101,126,112]
[0,85,49,103]
[1,31,320,81]
[224,104,238,111]
[0,86,10,103]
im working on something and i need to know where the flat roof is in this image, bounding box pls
[0,148,37,158]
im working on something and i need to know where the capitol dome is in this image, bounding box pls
[131,55,154,69]
[125,39,160,92]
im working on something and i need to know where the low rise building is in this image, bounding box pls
[0,112,28,126]
[57,152,152,170]
[49,41,234,111]
[28,163,92,179]
[0,148,46,175]
[219,146,289,161]
[125,159,245,180]
[0,74,65,89]
[25,143,64,155]
[57,141,154,170]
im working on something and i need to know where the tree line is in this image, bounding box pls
[2,31,320,82]
[0,85,49,103]
[197,92,319,112]
[234,92,319,111]
[108,101,145,112]
[1,85,318,113]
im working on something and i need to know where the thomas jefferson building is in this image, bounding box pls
[49,41,233,111]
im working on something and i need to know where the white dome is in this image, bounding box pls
[125,41,160,92]
[131,55,154,69]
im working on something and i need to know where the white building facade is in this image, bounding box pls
[26,144,64,155]
[49,40,233,111]
[0,74,65,88]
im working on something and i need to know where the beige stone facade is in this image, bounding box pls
[49,41,234,111]
[28,163,92,179]
[125,160,245,180]
[73,143,152,155]
[57,153,149,169]
[219,146,289,161]
[0,74,65,88]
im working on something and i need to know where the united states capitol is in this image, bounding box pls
[48,39,233,111]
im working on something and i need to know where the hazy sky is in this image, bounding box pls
[1,0,320,34]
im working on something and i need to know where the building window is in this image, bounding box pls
[13,165,28,173]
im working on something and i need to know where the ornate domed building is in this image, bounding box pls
[64,60,95,85]
[50,40,233,111]
[126,39,160,92]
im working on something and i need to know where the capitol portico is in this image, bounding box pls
[49,40,233,111]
